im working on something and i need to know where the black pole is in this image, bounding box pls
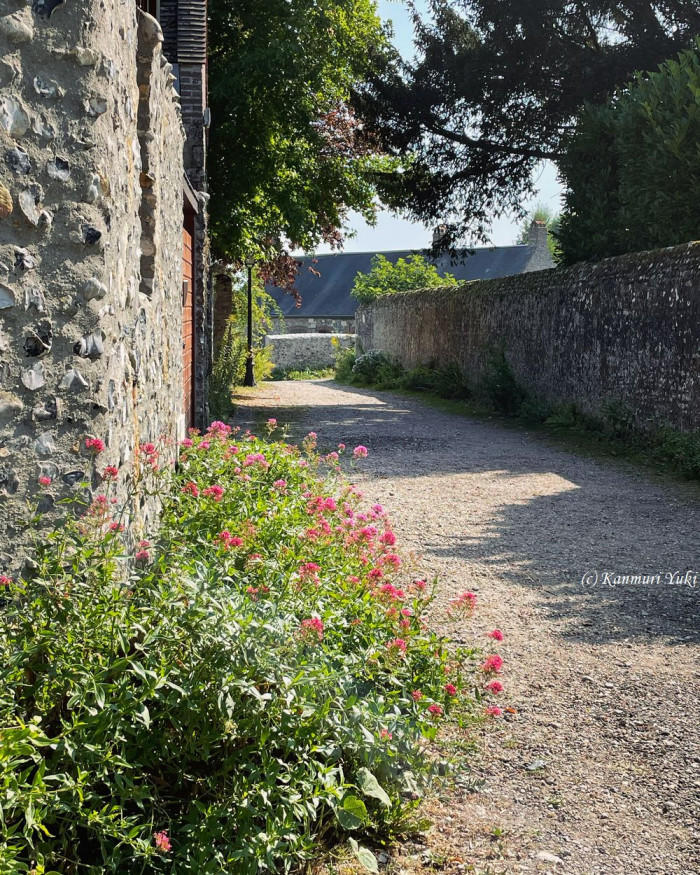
[243,263,255,386]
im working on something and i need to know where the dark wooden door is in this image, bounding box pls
[182,225,195,428]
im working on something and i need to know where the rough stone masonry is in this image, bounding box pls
[0,1,188,570]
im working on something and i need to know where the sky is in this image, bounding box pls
[312,0,563,254]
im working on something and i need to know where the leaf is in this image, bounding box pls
[335,795,367,830]
[356,767,391,807]
[349,838,379,873]
[134,703,151,729]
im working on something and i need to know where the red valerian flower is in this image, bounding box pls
[353,445,368,458]
[85,437,105,453]
[488,629,504,641]
[449,591,477,614]
[411,689,423,701]
[386,638,407,655]
[202,485,224,501]
[153,830,172,851]
[428,703,443,717]
[0,575,11,587]
[102,465,119,480]
[181,437,193,447]
[181,481,199,497]
[486,705,503,717]
[485,680,504,694]
[481,654,504,674]
[444,683,457,696]
[141,442,157,455]
[300,617,324,642]
[134,549,150,563]
[38,475,52,486]
[379,728,392,740]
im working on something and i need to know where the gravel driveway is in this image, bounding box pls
[234,380,700,875]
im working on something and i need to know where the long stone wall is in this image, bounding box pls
[265,333,355,372]
[356,243,700,433]
[0,2,186,571]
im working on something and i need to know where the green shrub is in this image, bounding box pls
[401,364,470,401]
[557,40,700,264]
[480,352,526,416]
[334,346,357,382]
[0,426,484,873]
[350,350,395,385]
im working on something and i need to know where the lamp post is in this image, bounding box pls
[243,256,255,387]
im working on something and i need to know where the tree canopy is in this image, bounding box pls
[351,253,457,303]
[208,0,391,267]
[354,0,700,246]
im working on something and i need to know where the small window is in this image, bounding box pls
[137,0,159,18]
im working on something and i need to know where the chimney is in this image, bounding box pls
[524,219,554,271]
[432,224,449,248]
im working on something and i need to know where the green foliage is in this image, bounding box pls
[480,352,527,417]
[557,41,700,264]
[356,1,700,245]
[401,364,470,401]
[0,427,481,872]
[351,255,458,304]
[208,0,391,260]
[334,347,357,383]
[269,366,336,381]
[209,272,279,417]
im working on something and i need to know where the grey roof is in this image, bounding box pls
[266,244,550,318]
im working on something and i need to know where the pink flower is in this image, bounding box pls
[337,443,346,451]
[368,568,383,580]
[153,830,172,852]
[141,442,157,456]
[198,440,211,450]
[481,654,504,674]
[428,703,443,717]
[208,420,232,436]
[411,689,423,701]
[202,485,224,502]
[0,575,11,587]
[182,481,199,497]
[266,417,277,429]
[444,683,457,696]
[134,549,150,563]
[449,591,477,614]
[486,705,503,717]
[379,553,401,569]
[488,629,504,641]
[102,465,119,480]
[413,579,427,591]
[273,479,287,491]
[138,540,151,548]
[181,438,193,448]
[386,638,407,655]
[85,437,105,454]
[38,475,52,486]
[379,531,396,546]
[325,451,339,462]
[323,497,337,512]
[108,521,123,532]
[300,617,324,642]
[353,445,368,458]
[485,680,504,694]
[379,728,392,740]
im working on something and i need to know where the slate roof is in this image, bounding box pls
[266,244,549,318]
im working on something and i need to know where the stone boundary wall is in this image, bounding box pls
[265,333,355,372]
[357,243,700,433]
[0,2,186,571]
[270,315,355,335]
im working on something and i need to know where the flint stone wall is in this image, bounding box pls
[265,333,355,371]
[356,243,700,433]
[0,0,186,571]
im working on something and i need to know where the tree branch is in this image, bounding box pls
[424,121,563,161]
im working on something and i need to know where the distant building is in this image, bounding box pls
[266,220,554,334]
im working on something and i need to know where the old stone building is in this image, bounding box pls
[0,0,211,569]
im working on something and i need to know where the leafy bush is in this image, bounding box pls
[402,364,470,401]
[334,346,357,382]
[480,352,526,416]
[350,350,395,384]
[557,40,700,264]
[0,426,486,873]
[351,254,458,304]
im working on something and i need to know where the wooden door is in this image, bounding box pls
[182,225,195,428]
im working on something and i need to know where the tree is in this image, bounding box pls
[354,0,700,246]
[556,40,700,264]
[351,253,458,303]
[208,0,391,270]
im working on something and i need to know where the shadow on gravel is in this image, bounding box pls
[235,381,700,647]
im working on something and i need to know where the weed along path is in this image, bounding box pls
[234,380,700,875]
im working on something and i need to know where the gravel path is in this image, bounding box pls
[234,380,700,875]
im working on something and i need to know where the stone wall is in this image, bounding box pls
[0,1,187,571]
[265,333,355,372]
[270,315,355,335]
[357,243,700,433]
